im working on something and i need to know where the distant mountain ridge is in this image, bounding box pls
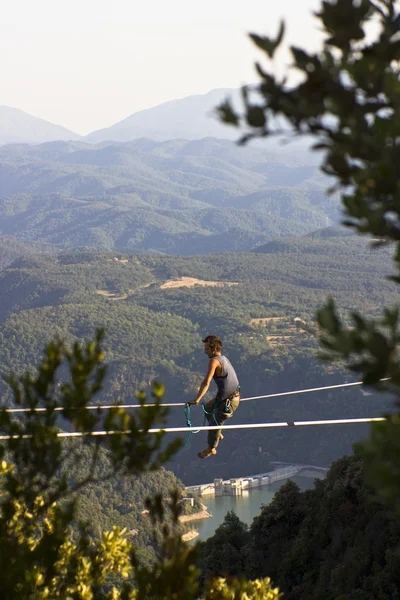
[1,90,238,146]
[2,88,311,149]
[0,137,338,255]
[0,106,81,146]
[84,88,242,143]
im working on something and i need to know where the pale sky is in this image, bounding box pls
[1,0,323,134]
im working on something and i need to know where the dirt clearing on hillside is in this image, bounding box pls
[160,277,238,289]
[106,257,129,263]
[96,290,129,300]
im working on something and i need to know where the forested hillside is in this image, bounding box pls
[0,235,53,270]
[198,454,400,599]
[61,439,199,568]
[0,138,338,254]
[0,233,395,485]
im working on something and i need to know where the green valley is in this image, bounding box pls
[0,231,395,485]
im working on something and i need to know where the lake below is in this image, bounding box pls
[193,476,314,541]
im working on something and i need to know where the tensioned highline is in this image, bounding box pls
[0,417,387,441]
[2,379,390,414]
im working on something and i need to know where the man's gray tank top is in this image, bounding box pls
[213,355,239,400]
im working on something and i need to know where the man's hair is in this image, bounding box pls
[202,335,222,352]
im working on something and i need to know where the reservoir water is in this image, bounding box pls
[193,476,314,541]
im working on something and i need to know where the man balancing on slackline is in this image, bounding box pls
[188,335,240,459]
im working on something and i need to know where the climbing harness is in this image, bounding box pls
[183,387,241,447]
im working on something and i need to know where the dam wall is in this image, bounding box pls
[185,465,327,497]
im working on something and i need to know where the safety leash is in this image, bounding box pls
[183,403,202,447]
[184,401,220,447]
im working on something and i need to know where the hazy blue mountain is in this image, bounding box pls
[0,137,339,254]
[2,89,314,155]
[84,88,314,154]
[85,89,240,143]
[0,106,81,146]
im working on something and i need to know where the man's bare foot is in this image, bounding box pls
[198,447,217,459]
[219,433,224,441]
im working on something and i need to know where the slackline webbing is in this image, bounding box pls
[0,417,386,440]
[2,378,390,414]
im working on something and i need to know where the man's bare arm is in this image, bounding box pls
[188,358,219,405]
